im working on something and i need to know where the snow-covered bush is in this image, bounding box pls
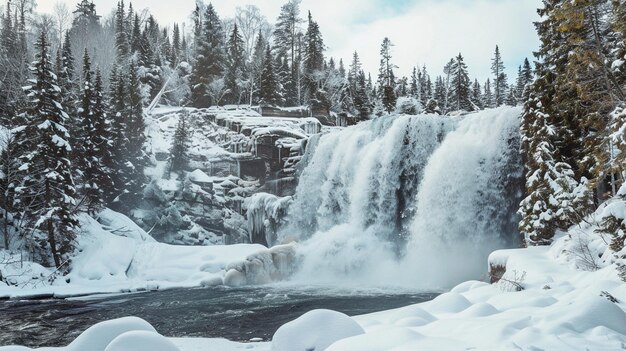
[395,96,422,115]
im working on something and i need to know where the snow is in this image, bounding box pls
[187,169,212,184]
[104,331,180,351]
[0,318,269,351]
[272,309,365,351]
[0,211,271,298]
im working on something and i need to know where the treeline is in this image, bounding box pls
[187,0,532,119]
[519,0,626,253]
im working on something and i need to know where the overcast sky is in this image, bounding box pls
[36,0,542,83]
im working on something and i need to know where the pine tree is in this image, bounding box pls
[515,59,533,103]
[419,66,432,106]
[274,0,303,105]
[90,67,114,211]
[189,3,225,107]
[471,79,483,110]
[75,48,95,181]
[304,11,326,112]
[259,46,282,106]
[483,78,494,108]
[172,23,182,64]
[433,76,446,113]
[225,24,246,105]
[410,67,419,98]
[519,84,593,246]
[15,31,79,268]
[57,32,79,145]
[114,0,130,65]
[378,37,397,114]
[448,53,472,112]
[169,110,191,176]
[491,45,508,106]
[123,61,147,208]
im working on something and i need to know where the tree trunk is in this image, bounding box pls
[47,219,61,268]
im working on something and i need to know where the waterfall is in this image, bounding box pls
[282,114,454,245]
[279,107,524,289]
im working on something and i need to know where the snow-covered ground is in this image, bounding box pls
[3,227,624,350]
[0,210,271,299]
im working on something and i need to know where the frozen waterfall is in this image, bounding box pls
[279,107,524,289]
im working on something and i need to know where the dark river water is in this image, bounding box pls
[0,286,438,347]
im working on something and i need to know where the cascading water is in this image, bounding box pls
[277,107,524,289]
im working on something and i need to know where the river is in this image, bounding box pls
[0,286,438,347]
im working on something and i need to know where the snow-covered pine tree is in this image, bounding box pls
[378,37,397,114]
[274,0,303,105]
[57,32,79,142]
[122,61,147,208]
[15,31,79,268]
[491,45,508,106]
[225,24,246,105]
[90,67,114,211]
[515,59,533,103]
[107,62,128,205]
[168,110,191,176]
[483,78,494,108]
[76,50,109,214]
[519,84,593,246]
[506,86,517,106]
[348,51,361,95]
[471,79,482,110]
[304,11,326,112]
[448,53,472,112]
[190,3,225,107]
[410,67,419,98]
[75,48,95,182]
[419,66,432,106]
[354,70,371,120]
[259,46,283,106]
[433,76,446,113]
[114,0,130,65]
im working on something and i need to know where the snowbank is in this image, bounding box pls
[0,211,271,298]
[0,317,269,351]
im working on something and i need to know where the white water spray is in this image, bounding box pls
[282,107,523,289]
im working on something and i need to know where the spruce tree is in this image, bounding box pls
[448,53,472,112]
[259,46,282,106]
[90,67,114,211]
[483,78,494,108]
[123,61,147,208]
[471,79,483,110]
[169,110,191,176]
[189,3,225,107]
[378,37,397,114]
[15,31,79,268]
[114,0,130,65]
[225,24,246,105]
[491,45,508,106]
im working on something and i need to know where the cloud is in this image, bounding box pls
[36,0,541,82]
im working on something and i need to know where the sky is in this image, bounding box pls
[36,0,542,83]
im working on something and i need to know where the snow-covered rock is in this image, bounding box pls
[272,309,364,351]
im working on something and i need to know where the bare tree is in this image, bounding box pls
[53,1,71,48]
[235,5,272,62]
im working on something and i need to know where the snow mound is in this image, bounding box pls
[272,309,364,351]
[326,327,422,351]
[104,331,180,351]
[69,317,156,351]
